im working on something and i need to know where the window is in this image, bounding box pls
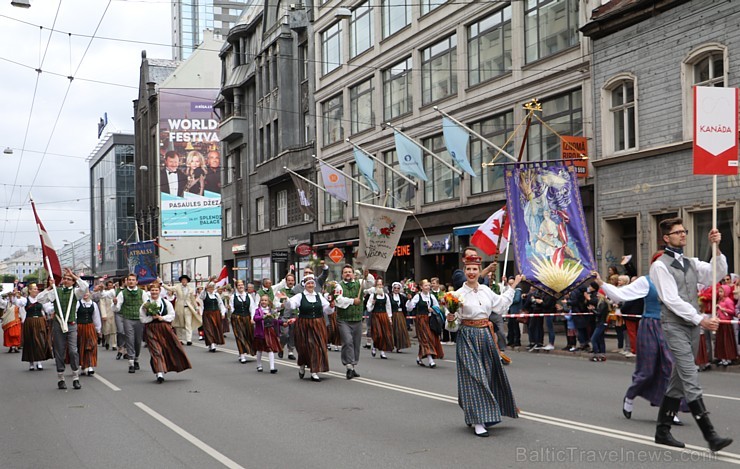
[252,256,271,283]
[238,204,244,235]
[381,0,411,38]
[350,2,373,58]
[350,78,374,135]
[276,190,288,227]
[682,45,728,139]
[322,94,343,146]
[421,35,457,104]
[299,42,308,81]
[693,208,734,264]
[256,197,265,231]
[528,89,582,161]
[693,52,726,87]
[422,135,459,203]
[225,153,233,184]
[524,0,579,63]
[225,207,233,238]
[351,163,374,218]
[235,148,242,179]
[470,111,514,195]
[468,6,512,86]
[421,0,445,15]
[324,191,345,224]
[383,58,413,120]
[384,150,414,209]
[608,79,636,152]
[321,22,342,75]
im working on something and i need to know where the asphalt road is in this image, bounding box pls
[1,334,739,469]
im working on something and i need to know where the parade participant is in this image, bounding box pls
[219,285,232,335]
[406,279,444,368]
[1,292,21,354]
[246,283,260,307]
[140,284,192,383]
[650,218,731,451]
[200,282,227,352]
[335,265,374,380]
[445,254,521,437]
[284,275,333,382]
[37,268,88,390]
[715,284,737,367]
[365,278,394,359]
[98,281,117,351]
[257,278,275,304]
[275,273,298,360]
[76,291,102,376]
[13,283,52,370]
[505,278,523,348]
[161,275,202,346]
[114,278,127,359]
[324,282,341,352]
[112,273,149,374]
[231,280,256,363]
[389,282,410,352]
[253,295,281,374]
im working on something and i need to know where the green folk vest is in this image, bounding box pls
[298,293,323,319]
[77,303,95,324]
[54,287,77,323]
[337,281,362,322]
[257,288,274,303]
[657,253,699,326]
[121,288,144,320]
[25,301,44,318]
[233,294,250,316]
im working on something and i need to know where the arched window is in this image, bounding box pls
[602,75,637,154]
[681,44,728,139]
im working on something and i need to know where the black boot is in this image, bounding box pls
[655,396,685,448]
[688,398,733,452]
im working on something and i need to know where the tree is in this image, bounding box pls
[1,274,17,283]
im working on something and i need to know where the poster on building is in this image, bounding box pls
[126,241,157,284]
[357,203,411,272]
[159,88,222,236]
[693,86,739,175]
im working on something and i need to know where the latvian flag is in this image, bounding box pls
[31,199,63,284]
[214,266,229,287]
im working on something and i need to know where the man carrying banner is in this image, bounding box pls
[113,274,149,373]
[335,265,374,380]
[37,268,89,390]
[160,275,201,346]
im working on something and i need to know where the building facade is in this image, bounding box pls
[583,0,739,275]
[312,0,600,281]
[59,234,92,276]
[172,0,250,60]
[1,246,43,281]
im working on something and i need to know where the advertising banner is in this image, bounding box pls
[693,86,739,175]
[126,241,158,284]
[159,88,222,236]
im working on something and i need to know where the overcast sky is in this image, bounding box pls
[0,0,172,260]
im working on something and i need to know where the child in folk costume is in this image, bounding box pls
[13,284,53,370]
[140,284,192,383]
[365,278,394,359]
[324,282,341,352]
[715,284,737,367]
[253,295,282,373]
[406,279,444,368]
[445,254,521,437]
[1,292,21,353]
[76,291,102,376]
[231,280,256,364]
[200,282,227,352]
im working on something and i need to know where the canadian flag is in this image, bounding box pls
[31,198,63,284]
[214,266,229,287]
[471,206,510,256]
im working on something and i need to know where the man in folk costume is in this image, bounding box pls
[37,268,89,390]
[1,291,21,353]
[98,280,117,350]
[649,218,732,452]
[160,275,201,346]
[445,254,521,437]
[275,273,298,360]
[112,273,150,374]
[334,265,374,380]
[113,278,128,359]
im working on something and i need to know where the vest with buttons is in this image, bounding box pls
[336,281,362,322]
[233,294,250,316]
[54,287,77,323]
[77,302,95,324]
[657,253,699,326]
[203,294,220,312]
[121,288,144,320]
[298,293,323,319]
[372,296,387,314]
[25,300,44,318]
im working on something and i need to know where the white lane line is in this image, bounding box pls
[93,373,121,391]
[135,402,246,469]
[705,393,740,402]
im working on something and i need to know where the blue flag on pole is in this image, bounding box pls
[353,148,380,193]
[393,130,428,181]
[442,117,477,177]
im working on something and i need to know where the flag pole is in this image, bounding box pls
[43,256,67,333]
[711,175,717,319]
[312,155,378,194]
[345,138,418,187]
[434,107,517,162]
[385,122,463,176]
[284,167,336,197]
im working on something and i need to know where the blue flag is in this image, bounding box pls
[353,148,380,193]
[442,117,477,177]
[393,131,428,181]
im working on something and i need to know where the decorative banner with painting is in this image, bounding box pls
[159,88,222,236]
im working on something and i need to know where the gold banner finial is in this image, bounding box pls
[523,98,542,112]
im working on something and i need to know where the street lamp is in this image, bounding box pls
[63,239,76,272]
[11,0,31,7]
[3,147,13,155]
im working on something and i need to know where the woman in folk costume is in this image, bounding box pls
[389,282,411,352]
[140,284,192,383]
[160,275,202,346]
[284,274,332,382]
[324,282,342,352]
[365,278,394,359]
[1,291,21,354]
[219,286,232,335]
[98,281,117,350]
[200,282,227,352]
[253,294,282,373]
[406,279,444,368]
[231,280,256,363]
[76,291,102,376]
[445,254,520,437]
[714,284,737,367]
[13,284,53,370]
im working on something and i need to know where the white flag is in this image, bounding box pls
[357,203,411,272]
[319,162,349,202]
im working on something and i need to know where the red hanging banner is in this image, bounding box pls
[693,86,739,175]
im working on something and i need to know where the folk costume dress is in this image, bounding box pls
[231,291,257,358]
[406,292,444,360]
[389,290,411,351]
[98,288,117,349]
[14,296,52,367]
[285,291,333,376]
[253,306,282,353]
[366,292,394,353]
[1,297,21,352]
[199,291,226,349]
[139,298,192,379]
[75,299,102,373]
[446,283,518,428]
[715,285,737,363]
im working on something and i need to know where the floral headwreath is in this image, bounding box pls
[463,255,482,266]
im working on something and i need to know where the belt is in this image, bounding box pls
[68,321,76,325]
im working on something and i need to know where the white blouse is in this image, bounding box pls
[139,298,176,324]
[285,291,333,315]
[446,283,514,331]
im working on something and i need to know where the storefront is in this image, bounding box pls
[419,233,458,286]
[385,239,415,282]
[313,238,359,280]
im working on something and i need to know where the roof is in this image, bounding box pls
[146,58,181,84]
[582,0,692,39]
[589,0,642,21]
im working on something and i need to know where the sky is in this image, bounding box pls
[0,0,172,260]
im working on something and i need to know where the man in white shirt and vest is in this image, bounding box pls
[112,273,149,374]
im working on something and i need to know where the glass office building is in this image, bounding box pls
[172,0,250,60]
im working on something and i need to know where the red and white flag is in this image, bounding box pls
[693,86,739,175]
[471,206,510,256]
[31,198,63,284]
[214,266,229,287]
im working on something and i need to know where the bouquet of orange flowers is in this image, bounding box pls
[444,291,464,315]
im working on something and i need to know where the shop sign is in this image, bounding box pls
[421,234,453,255]
[561,136,588,178]
[231,244,247,254]
[271,250,289,261]
[295,243,312,257]
[394,244,412,257]
[328,247,344,264]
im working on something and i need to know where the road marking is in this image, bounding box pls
[135,402,246,469]
[705,393,740,402]
[93,373,121,391]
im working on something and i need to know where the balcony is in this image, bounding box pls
[219,116,247,143]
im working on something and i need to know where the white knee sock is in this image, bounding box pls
[427,355,435,366]
[256,351,262,365]
[268,352,275,369]
[624,397,634,413]
[474,424,487,435]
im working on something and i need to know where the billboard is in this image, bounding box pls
[159,88,221,236]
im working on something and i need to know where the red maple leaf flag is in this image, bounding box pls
[214,266,229,287]
[31,199,63,284]
[471,206,510,256]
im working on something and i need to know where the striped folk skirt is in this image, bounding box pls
[77,323,98,368]
[415,315,444,359]
[21,317,52,363]
[326,313,342,346]
[202,310,225,346]
[715,323,738,361]
[696,332,710,366]
[231,314,255,356]
[295,317,329,373]
[370,312,394,352]
[456,324,518,426]
[144,321,192,374]
[391,311,411,351]
[254,327,282,353]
